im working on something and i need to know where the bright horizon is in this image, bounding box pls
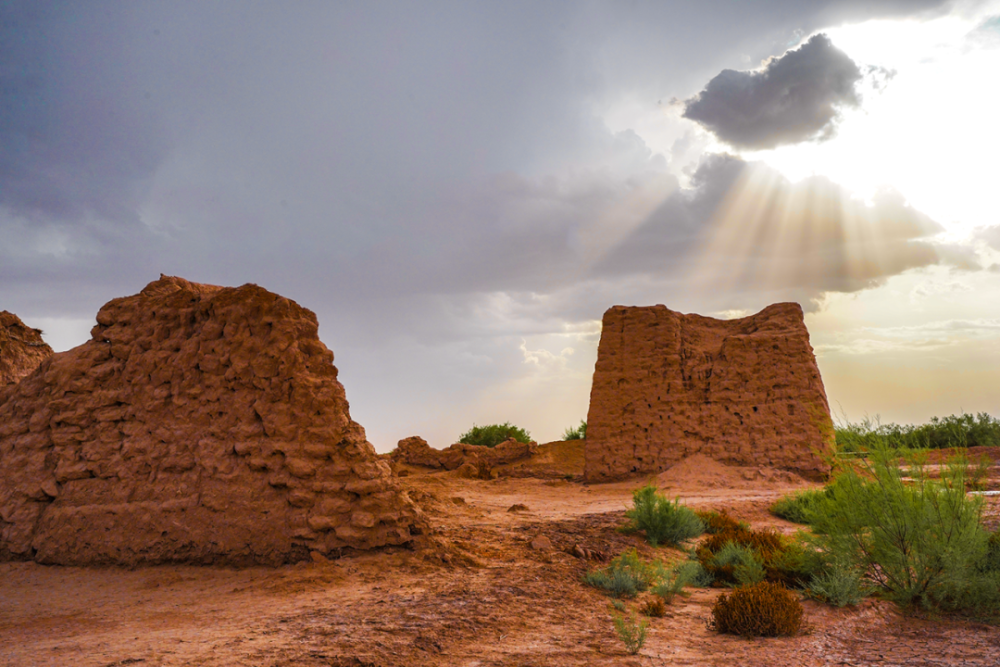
[4,1,1000,451]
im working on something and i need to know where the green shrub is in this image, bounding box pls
[611,608,648,655]
[695,509,747,534]
[835,412,1000,453]
[652,560,702,602]
[709,581,804,637]
[697,527,818,588]
[807,443,998,615]
[624,484,704,547]
[457,422,531,448]
[678,559,715,587]
[562,420,587,440]
[770,488,828,525]
[712,542,766,587]
[807,562,870,607]
[584,549,663,599]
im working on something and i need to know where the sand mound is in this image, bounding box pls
[655,454,807,491]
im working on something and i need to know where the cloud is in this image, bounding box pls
[681,34,863,149]
[975,226,1000,250]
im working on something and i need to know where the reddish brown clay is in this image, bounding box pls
[0,311,53,386]
[392,436,538,472]
[584,303,834,481]
[0,275,425,566]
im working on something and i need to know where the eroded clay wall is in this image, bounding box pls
[0,276,424,565]
[0,311,54,386]
[584,303,834,481]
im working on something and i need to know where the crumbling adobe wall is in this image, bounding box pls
[0,275,424,566]
[391,436,537,471]
[584,303,834,482]
[0,311,54,386]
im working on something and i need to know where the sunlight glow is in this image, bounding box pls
[747,11,1000,232]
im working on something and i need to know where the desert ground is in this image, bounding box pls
[2,442,999,667]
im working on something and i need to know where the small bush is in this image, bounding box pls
[678,560,715,587]
[807,562,870,607]
[562,420,587,440]
[712,542,766,587]
[695,510,747,534]
[624,484,704,547]
[698,527,818,588]
[612,609,648,655]
[709,582,804,637]
[458,422,531,448]
[770,488,827,525]
[585,549,663,599]
[640,596,666,617]
[652,561,701,602]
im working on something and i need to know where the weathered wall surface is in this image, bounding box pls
[584,303,834,481]
[0,276,424,566]
[0,311,54,386]
[391,436,537,472]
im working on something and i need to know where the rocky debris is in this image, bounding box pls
[567,544,609,561]
[507,503,529,513]
[529,534,553,551]
[585,303,834,482]
[0,311,54,386]
[0,275,425,566]
[392,436,538,475]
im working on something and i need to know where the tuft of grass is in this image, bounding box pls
[562,420,587,440]
[584,549,664,599]
[807,562,870,607]
[770,489,828,525]
[623,484,704,547]
[457,422,531,448]
[711,542,766,587]
[611,608,649,655]
[709,582,804,637]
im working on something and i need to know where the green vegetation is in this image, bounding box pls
[804,443,1000,617]
[584,549,663,599]
[769,488,829,524]
[697,526,818,589]
[562,419,587,440]
[835,412,1000,453]
[651,561,700,602]
[457,422,531,448]
[806,561,870,607]
[709,581,804,637]
[695,509,747,534]
[622,484,705,547]
[611,607,648,655]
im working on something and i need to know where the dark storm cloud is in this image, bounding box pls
[0,2,164,224]
[681,34,863,150]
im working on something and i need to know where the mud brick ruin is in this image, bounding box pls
[584,303,834,481]
[0,311,53,386]
[0,276,424,565]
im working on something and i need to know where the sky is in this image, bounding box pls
[2,0,999,451]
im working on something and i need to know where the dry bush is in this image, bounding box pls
[709,581,804,637]
[695,510,746,534]
[640,596,666,617]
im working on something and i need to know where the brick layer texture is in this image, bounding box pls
[0,276,424,566]
[584,303,834,482]
[0,311,54,386]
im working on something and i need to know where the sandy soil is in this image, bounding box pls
[3,446,1000,666]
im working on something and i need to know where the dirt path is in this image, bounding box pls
[2,461,999,666]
